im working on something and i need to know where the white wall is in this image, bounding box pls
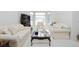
[0,11,19,25]
[0,11,72,25]
[71,11,79,40]
[0,11,31,25]
[54,11,72,26]
[18,11,30,15]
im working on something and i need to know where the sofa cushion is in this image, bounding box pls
[8,27,19,35]
[8,24,25,35]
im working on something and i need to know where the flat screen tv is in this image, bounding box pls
[20,14,30,27]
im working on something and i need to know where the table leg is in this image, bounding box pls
[48,38,51,46]
[31,39,33,46]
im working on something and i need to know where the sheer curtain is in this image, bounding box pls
[30,11,52,31]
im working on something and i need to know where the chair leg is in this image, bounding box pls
[48,38,51,46]
[31,39,33,46]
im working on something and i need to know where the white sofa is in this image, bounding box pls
[0,24,31,47]
[51,23,71,39]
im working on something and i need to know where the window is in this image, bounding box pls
[35,12,45,15]
[30,12,51,26]
[30,12,34,26]
[35,12,46,26]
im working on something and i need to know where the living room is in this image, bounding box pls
[0,11,79,47]
[1,0,79,59]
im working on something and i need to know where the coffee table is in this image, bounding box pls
[31,32,51,46]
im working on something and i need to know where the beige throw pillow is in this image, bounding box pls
[8,24,25,35]
[0,28,11,35]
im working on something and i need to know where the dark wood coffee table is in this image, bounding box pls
[31,36,51,46]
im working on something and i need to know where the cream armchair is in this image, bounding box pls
[36,22,50,36]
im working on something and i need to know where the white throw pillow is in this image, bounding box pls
[0,28,11,35]
[8,24,25,35]
[8,27,18,35]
